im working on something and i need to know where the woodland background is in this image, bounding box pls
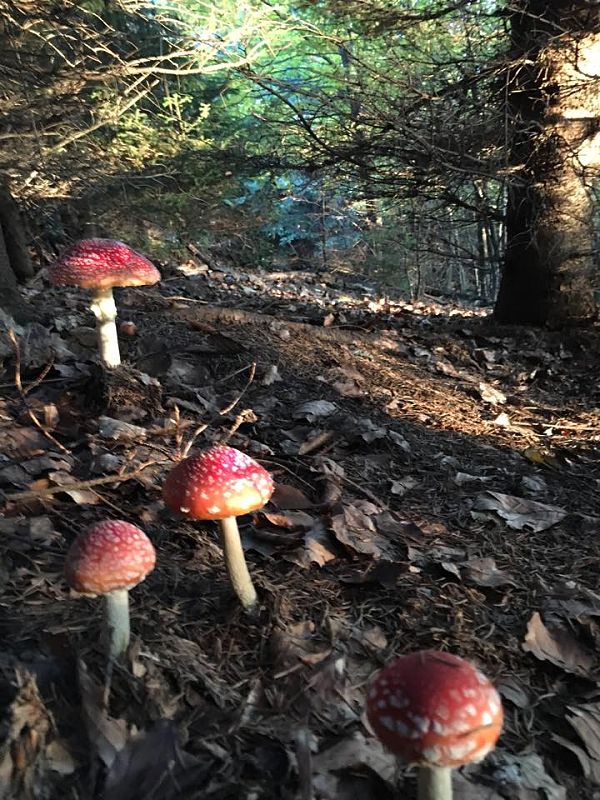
[0,0,599,325]
[2,4,600,800]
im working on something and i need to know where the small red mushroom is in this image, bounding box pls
[49,239,160,368]
[65,520,156,660]
[162,445,273,612]
[119,320,137,336]
[366,650,503,800]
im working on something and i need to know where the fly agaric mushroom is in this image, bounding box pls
[366,650,503,800]
[49,239,160,368]
[162,445,273,612]
[65,520,156,660]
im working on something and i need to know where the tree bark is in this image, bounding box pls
[0,222,27,321]
[0,178,33,282]
[495,0,600,326]
[0,179,34,321]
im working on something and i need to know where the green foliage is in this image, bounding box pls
[82,0,509,290]
[3,0,514,297]
[110,93,213,168]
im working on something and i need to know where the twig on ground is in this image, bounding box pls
[2,460,163,502]
[341,474,389,508]
[179,421,209,459]
[222,409,258,444]
[180,362,257,458]
[162,295,210,304]
[219,362,257,414]
[7,328,70,455]
[216,363,256,386]
[24,359,55,396]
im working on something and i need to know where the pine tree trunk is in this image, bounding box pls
[0,178,33,282]
[0,179,33,320]
[0,223,27,320]
[495,1,600,326]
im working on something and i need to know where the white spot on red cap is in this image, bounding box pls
[488,693,501,715]
[446,741,475,761]
[65,520,156,595]
[467,742,496,763]
[421,746,442,763]
[408,714,430,736]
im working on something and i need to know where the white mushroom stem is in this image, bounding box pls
[218,516,258,612]
[417,766,452,800]
[104,588,130,660]
[90,287,121,368]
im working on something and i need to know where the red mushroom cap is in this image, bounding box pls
[366,650,503,768]
[49,239,160,290]
[162,445,274,520]
[65,520,156,595]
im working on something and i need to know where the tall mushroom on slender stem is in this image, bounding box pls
[65,520,156,661]
[162,445,273,613]
[48,239,160,368]
[366,650,503,800]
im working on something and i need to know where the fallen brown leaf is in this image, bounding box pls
[461,556,517,588]
[477,381,506,405]
[322,365,366,398]
[330,502,397,559]
[285,521,338,567]
[293,400,337,421]
[0,670,55,799]
[486,751,566,800]
[522,612,596,678]
[257,510,315,530]
[271,483,314,509]
[567,702,600,760]
[104,720,208,800]
[473,491,567,532]
[312,732,396,792]
[78,661,128,770]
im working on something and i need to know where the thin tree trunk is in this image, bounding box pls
[409,206,422,299]
[0,178,33,282]
[320,193,328,271]
[487,191,504,302]
[475,218,484,298]
[495,1,599,326]
[0,223,28,321]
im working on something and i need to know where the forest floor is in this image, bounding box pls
[1,254,600,800]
